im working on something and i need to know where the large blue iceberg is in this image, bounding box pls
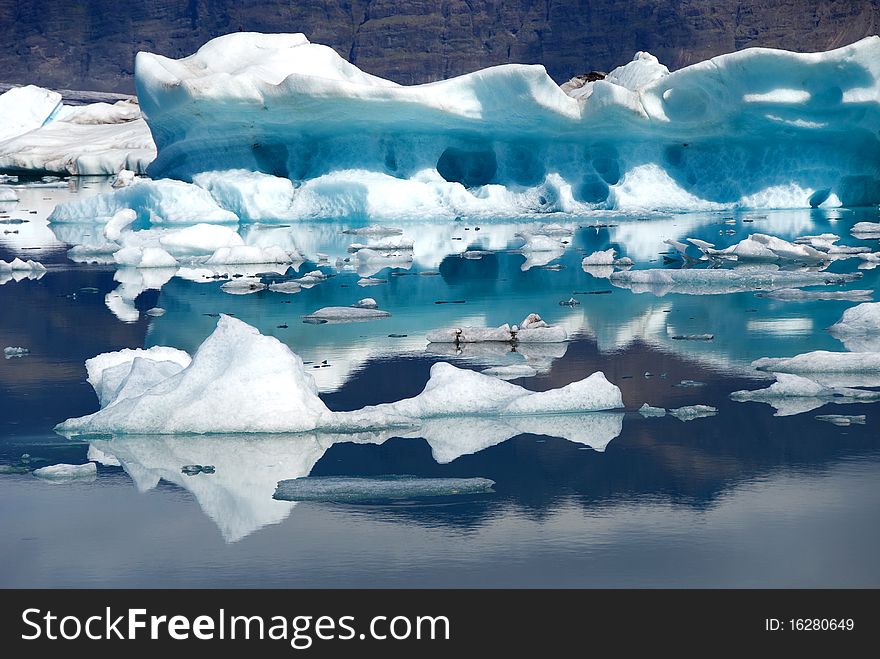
[123,32,880,218]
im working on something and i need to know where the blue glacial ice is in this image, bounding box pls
[35,32,880,223]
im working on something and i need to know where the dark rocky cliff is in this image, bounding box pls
[1,0,879,92]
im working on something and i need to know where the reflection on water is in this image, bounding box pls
[1,181,878,586]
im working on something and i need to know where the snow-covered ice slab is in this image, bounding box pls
[131,33,880,216]
[273,475,495,502]
[0,85,62,142]
[57,316,622,435]
[753,351,880,374]
[609,267,861,296]
[730,373,880,416]
[32,463,97,482]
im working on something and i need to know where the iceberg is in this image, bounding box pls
[638,403,666,417]
[753,351,880,374]
[57,316,622,436]
[852,222,880,236]
[830,302,880,336]
[273,475,495,502]
[126,32,880,217]
[730,373,880,416]
[669,405,718,421]
[32,462,97,482]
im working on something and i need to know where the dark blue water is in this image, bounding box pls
[1,183,879,587]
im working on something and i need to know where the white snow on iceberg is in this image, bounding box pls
[56,316,622,436]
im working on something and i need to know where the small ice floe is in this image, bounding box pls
[267,281,301,294]
[342,225,403,237]
[114,246,179,268]
[427,313,567,345]
[730,373,880,416]
[205,245,295,265]
[304,299,390,323]
[273,475,495,502]
[670,334,714,341]
[481,364,538,380]
[816,414,866,426]
[638,403,667,417]
[220,278,266,294]
[851,222,880,236]
[609,267,860,296]
[111,169,137,188]
[669,405,718,421]
[517,233,565,253]
[756,288,873,302]
[348,235,413,252]
[4,346,29,359]
[674,379,705,388]
[753,351,880,374]
[357,276,386,286]
[581,248,633,278]
[32,462,97,482]
[681,234,828,263]
[559,297,580,306]
[145,307,165,317]
[830,302,880,337]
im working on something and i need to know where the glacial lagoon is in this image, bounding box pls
[1,178,879,587]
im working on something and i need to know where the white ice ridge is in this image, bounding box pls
[123,32,880,216]
[753,350,880,373]
[56,315,622,435]
[0,84,154,175]
[730,373,880,416]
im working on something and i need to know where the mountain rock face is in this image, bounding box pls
[1,0,879,92]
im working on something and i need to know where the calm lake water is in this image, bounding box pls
[1,178,879,587]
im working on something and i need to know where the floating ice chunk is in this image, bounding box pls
[0,85,62,142]
[220,278,266,294]
[458,325,512,342]
[582,249,616,265]
[481,364,538,380]
[103,208,137,242]
[48,179,238,224]
[267,281,302,294]
[0,187,18,202]
[85,345,192,404]
[111,169,137,188]
[348,236,414,252]
[114,246,178,268]
[816,414,865,426]
[3,347,29,359]
[753,351,880,374]
[352,297,378,309]
[205,245,292,265]
[146,307,165,317]
[638,403,666,417]
[32,462,97,482]
[519,313,548,329]
[730,373,880,416]
[518,233,564,253]
[670,333,714,341]
[851,222,880,236]
[731,373,826,400]
[58,316,331,435]
[757,288,873,301]
[158,223,244,256]
[343,225,403,237]
[273,475,495,502]
[357,277,386,286]
[610,267,860,296]
[304,305,391,322]
[830,302,880,337]
[669,405,718,421]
